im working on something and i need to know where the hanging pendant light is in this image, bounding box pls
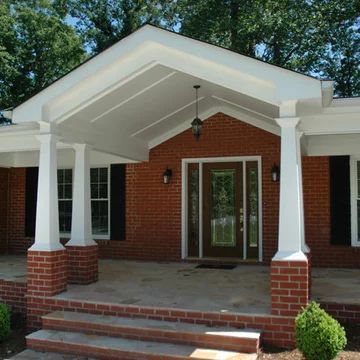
[191,85,203,139]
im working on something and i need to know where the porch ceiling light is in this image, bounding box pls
[191,85,203,140]
[271,164,280,182]
[163,167,172,184]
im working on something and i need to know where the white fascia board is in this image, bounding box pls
[301,112,360,135]
[12,25,323,125]
[0,153,15,167]
[306,134,360,156]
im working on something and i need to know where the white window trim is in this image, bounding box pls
[58,165,111,240]
[350,156,360,247]
[181,156,263,261]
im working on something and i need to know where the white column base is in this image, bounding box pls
[272,250,308,261]
[66,238,97,247]
[29,242,65,252]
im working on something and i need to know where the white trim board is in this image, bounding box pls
[181,156,263,261]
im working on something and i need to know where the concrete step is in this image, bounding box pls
[7,348,95,359]
[42,311,261,353]
[27,329,258,360]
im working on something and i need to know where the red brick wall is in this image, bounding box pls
[0,168,9,253]
[303,157,360,268]
[0,279,27,314]
[7,168,34,253]
[98,113,281,263]
[2,113,359,267]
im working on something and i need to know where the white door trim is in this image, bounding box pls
[181,156,263,261]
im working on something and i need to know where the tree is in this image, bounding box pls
[60,0,177,53]
[0,0,85,109]
[177,0,360,96]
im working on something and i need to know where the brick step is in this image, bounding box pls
[27,329,258,360]
[42,311,261,353]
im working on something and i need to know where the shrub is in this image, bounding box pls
[295,301,347,360]
[0,304,11,341]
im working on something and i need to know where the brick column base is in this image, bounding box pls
[66,244,98,284]
[27,250,67,297]
[271,260,309,317]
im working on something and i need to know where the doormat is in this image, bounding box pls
[195,264,237,270]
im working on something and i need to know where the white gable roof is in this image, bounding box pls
[7,25,355,161]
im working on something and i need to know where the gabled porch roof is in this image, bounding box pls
[0,24,359,164]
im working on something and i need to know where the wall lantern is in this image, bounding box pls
[191,85,203,140]
[271,164,280,182]
[163,167,172,184]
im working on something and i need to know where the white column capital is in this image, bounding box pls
[72,143,92,152]
[275,117,300,128]
[36,133,60,144]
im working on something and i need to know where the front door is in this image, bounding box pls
[203,162,243,257]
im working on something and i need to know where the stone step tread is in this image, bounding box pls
[27,330,258,360]
[43,311,261,339]
[7,349,96,360]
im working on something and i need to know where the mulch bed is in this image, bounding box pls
[259,323,360,360]
[0,314,27,360]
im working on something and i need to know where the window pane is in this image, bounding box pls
[91,184,98,199]
[91,200,108,235]
[64,184,72,199]
[58,170,64,183]
[59,200,72,232]
[99,184,107,198]
[99,168,107,182]
[91,168,98,183]
[64,169,72,183]
[58,185,64,199]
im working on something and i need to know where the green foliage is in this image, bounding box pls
[295,302,347,360]
[0,303,11,341]
[0,0,359,108]
[58,0,176,53]
[177,0,360,96]
[0,0,85,109]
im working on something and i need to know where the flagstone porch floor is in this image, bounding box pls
[0,256,359,312]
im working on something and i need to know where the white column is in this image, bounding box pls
[274,117,307,261]
[67,144,96,246]
[30,134,64,251]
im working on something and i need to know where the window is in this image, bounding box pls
[57,167,110,238]
[350,157,360,246]
[90,168,109,236]
[58,169,72,233]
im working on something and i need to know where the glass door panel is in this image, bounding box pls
[210,169,236,247]
[246,161,259,259]
[187,163,199,257]
[203,162,243,258]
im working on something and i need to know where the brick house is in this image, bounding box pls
[0,25,359,357]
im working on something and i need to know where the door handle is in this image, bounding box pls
[239,207,244,232]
